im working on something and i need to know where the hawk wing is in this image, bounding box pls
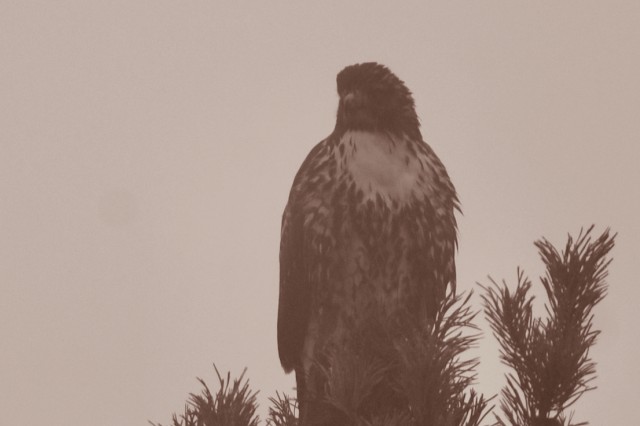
[277,140,328,372]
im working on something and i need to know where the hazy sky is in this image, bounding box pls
[2,2,639,425]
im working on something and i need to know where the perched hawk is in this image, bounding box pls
[277,63,459,418]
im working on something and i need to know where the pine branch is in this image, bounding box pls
[304,291,493,425]
[150,365,260,426]
[266,392,298,426]
[153,289,494,426]
[481,226,615,426]
[392,291,493,426]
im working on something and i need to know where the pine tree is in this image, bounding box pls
[152,227,614,426]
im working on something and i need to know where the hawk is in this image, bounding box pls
[277,62,459,419]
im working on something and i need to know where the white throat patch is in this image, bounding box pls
[336,131,430,208]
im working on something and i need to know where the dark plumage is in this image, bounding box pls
[277,62,459,421]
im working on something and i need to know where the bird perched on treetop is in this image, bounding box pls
[277,62,459,420]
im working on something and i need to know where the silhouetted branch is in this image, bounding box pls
[303,291,493,425]
[150,365,260,426]
[481,226,615,426]
[266,392,298,426]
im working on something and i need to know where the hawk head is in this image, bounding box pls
[334,62,420,137]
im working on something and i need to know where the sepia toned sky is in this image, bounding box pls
[2,2,639,425]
